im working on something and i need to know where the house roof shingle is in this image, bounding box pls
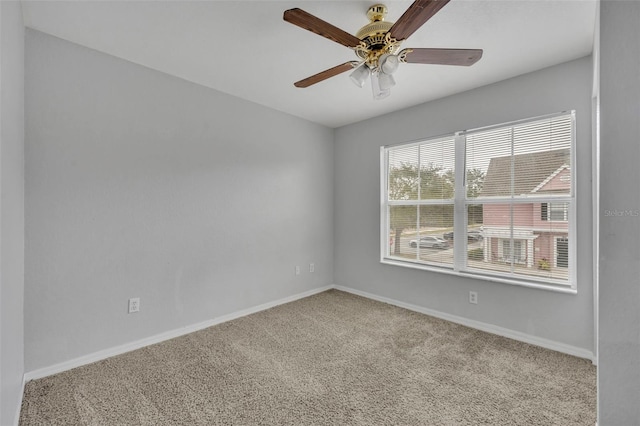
[479,148,570,197]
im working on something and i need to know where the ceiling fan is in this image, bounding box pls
[283,0,483,100]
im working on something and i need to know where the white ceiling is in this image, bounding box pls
[21,0,597,128]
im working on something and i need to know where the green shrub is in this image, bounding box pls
[468,248,483,260]
[537,258,551,271]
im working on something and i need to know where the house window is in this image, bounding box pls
[381,112,575,290]
[542,202,569,221]
[555,236,569,268]
[502,239,525,263]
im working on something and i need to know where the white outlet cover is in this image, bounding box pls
[128,297,140,313]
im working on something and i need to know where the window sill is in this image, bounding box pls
[380,258,577,294]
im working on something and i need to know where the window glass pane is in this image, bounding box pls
[419,139,455,200]
[512,115,573,154]
[388,205,418,260]
[387,205,454,267]
[467,115,572,200]
[466,202,570,283]
[467,203,501,274]
[512,116,572,197]
[466,128,510,199]
[415,205,454,267]
[466,206,485,266]
[388,146,419,201]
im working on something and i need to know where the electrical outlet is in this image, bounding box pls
[295,266,300,276]
[469,291,478,305]
[309,263,315,273]
[128,297,140,313]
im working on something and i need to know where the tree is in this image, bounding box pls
[425,167,454,228]
[466,168,485,198]
[388,164,418,255]
[466,168,485,224]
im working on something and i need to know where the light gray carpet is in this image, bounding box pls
[20,290,596,425]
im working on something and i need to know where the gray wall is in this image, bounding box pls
[599,1,640,423]
[25,30,334,372]
[0,1,25,424]
[334,56,594,353]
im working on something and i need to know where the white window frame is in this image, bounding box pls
[380,111,576,293]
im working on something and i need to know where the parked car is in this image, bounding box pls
[467,230,484,241]
[443,231,483,242]
[409,236,449,249]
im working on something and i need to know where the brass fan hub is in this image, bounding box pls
[355,4,393,41]
[354,4,402,67]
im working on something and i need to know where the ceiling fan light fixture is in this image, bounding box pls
[379,54,400,75]
[373,88,391,100]
[371,72,391,100]
[378,72,396,91]
[349,63,371,88]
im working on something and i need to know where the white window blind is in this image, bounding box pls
[386,137,455,268]
[381,112,575,290]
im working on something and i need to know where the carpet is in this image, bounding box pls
[20,289,596,425]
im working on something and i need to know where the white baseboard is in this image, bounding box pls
[12,375,26,426]
[24,283,595,383]
[334,285,596,363]
[24,285,333,382]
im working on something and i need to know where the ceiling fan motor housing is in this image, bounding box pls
[355,4,400,67]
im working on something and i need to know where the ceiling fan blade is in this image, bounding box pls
[294,62,357,88]
[389,0,450,41]
[401,48,483,66]
[284,8,362,49]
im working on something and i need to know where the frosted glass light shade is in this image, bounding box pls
[378,72,396,91]
[380,54,400,75]
[371,72,391,100]
[349,63,370,88]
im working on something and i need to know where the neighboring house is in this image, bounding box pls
[479,148,570,269]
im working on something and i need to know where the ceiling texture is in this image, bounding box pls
[21,0,597,128]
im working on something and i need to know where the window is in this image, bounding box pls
[501,239,525,263]
[381,112,575,290]
[386,137,455,268]
[541,203,569,222]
